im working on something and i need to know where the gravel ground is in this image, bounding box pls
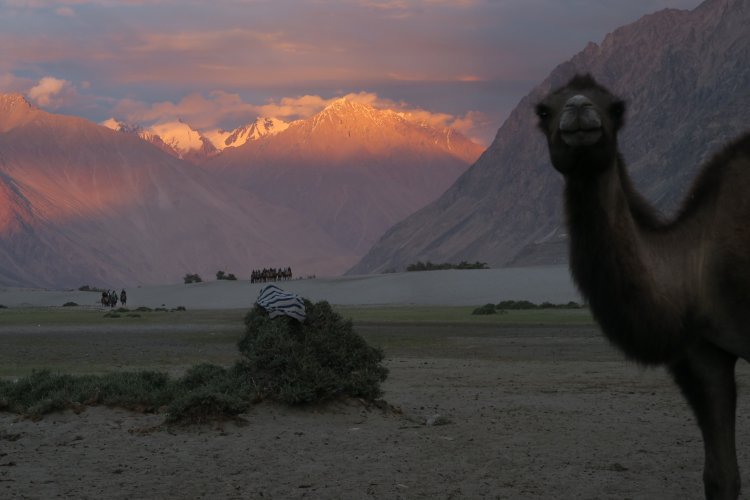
[3,321,750,498]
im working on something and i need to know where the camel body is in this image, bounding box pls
[536,74,750,500]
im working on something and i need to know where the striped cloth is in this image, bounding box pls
[256,284,306,322]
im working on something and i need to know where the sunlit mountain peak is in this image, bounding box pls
[0,93,34,111]
[204,116,289,151]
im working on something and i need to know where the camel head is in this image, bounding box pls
[535,74,625,176]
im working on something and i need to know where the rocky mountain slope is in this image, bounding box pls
[0,95,352,287]
[349,0,749,274]
[204,117,289,151]
[209,98,484,254]
[0,95,481,287]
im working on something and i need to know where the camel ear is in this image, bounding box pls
[609,100,626,129]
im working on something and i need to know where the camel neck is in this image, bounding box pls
[563,159,695,363]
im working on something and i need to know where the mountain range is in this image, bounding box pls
[0,95,481,287]
[348,0,749,274]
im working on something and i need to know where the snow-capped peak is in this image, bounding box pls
[149,120,207,155]
[204,117,289,151]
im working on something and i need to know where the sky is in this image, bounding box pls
[0,0,705,146]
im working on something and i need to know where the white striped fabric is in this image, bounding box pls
[256,284,306,322]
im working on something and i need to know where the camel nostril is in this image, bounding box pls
[564,94,594,109]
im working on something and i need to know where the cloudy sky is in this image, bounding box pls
[1,0,704,145]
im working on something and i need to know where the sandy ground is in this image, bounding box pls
[0,266,581,310]
[3,319,750,499]
[1,270,748,498]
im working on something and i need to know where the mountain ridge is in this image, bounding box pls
[209,99,484,254]
[348,0,749,274]
[0,93,483,287]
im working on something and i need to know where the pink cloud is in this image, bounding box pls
[108,89,489,145]
[112,91,258,130]
[27,76,77,109]
[0,72,32,93]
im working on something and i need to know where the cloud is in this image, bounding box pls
[55,5,75,15]
[130,29,320,56]
[0,72,32,93]
[112,90,259,130]
[27,76,77,109]
[116,88,493,145]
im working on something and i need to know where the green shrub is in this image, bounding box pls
[237,301,388,405]
[183,273,202,284]
[472,303,497,315]
[0,296,389,422]
[62,302,78,307]
[103,312,121,318]
[497,300,584,310]
[165,389,249,425]
[407,261,488,272]
[0,370,175,418]
[135,306,153,312]
[497,300,538,310]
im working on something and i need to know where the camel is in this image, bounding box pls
[535,74,750,500]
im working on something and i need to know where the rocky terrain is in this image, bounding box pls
[209,99,483,253]
[0,95,480,287]
[349,0,749,274]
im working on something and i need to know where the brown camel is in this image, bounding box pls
[535,74,750,500]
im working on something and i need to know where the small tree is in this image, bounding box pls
[183,273,203,284]
[472,303,497,315]
[237,300,388,404]
[216,271,238,281]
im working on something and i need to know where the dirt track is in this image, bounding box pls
[2,321,750,498]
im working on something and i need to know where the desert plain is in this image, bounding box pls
[1,267,749,499]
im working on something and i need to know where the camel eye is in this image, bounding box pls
[536,104,551,120]
[609,100,625,118]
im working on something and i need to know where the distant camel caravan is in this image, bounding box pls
[536,74,750,500]
[250,267,292,284]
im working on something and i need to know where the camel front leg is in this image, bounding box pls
[669,341,740,500]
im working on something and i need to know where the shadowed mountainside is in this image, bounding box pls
[0,95,482,287]
[209,99,483,254]
[348,0,749,274]
[0,95,353,287]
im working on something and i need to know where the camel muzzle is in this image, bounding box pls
[560,94,603,147]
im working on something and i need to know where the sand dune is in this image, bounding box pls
[0,266,580,309]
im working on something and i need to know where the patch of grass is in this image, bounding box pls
[0,370,175,419]
[164,390,248,425]
[62,302,78,307]
[335,305,593,325]
[0,307,244,327]
[0,300,388,423]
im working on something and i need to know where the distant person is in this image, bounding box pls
[120,289,127,307]
[109,290,117,308]
[101,291,109,307]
